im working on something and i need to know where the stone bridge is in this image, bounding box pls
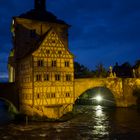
[74,78,140,107]
[0,83,19,111]
[0,78,140,117]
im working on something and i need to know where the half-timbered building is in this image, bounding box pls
[8,0,74,118]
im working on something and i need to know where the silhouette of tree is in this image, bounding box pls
[113,62,120,76]
[94,63,107,78]
[134,60,140,68]
[75,60,139,79]
[113,62,132,78]
[74,62,92,78]
[121,62,132,77]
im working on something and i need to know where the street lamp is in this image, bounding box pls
[95,95,102,102]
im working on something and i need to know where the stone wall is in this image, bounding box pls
[74,78,140,107]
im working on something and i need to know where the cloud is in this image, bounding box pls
[67,0,140,52]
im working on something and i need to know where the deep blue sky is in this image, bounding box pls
[0,0,140,78]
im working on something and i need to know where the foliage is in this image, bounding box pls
[113,62,132,78]
[74,62,93,78]
[74,59,140,78]
[74,62,107,78]
[94,63,107,78]
[134,60,140,69]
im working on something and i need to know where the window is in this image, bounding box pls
[51,93,56,98]
[36,74,41,81]
[46,93,50,98]
[65,61,69,67]
[66,74,71,81]
[55,74,60,81]
[52,60,57,67]
[52,40,55,44]
[46,93,55,98]
[37,93,40,99]
[66,92,70,97]
[37,60,43,67]
[46,50,50,54]
[58,50,62,54]
[44,74,49,81]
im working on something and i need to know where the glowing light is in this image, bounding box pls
[95,95,102,102]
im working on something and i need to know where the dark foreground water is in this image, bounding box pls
[0,103,140,140]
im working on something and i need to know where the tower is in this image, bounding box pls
[34,0,46,11]
[8,0,74,119]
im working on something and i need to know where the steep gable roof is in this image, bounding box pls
[32,28,74,57]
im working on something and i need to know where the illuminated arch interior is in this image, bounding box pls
[75,87,116,107]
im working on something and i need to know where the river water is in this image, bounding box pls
[0,102,140,140]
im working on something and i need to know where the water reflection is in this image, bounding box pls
[92,105,109,138]
[95,105,102,116]
[0,105,140,139]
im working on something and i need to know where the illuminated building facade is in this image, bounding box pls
[8,0,74,118]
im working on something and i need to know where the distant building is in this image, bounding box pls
[8,0,74,118]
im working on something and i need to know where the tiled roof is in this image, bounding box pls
[18,9,68,25]
[15,28,51,60]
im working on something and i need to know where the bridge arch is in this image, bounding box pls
[74,78,124,107]
[0,97,18,114]
[0,83,19,112]
[75,86,116,106]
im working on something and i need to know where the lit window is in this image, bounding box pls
[37,60,43,67]
[66,74,71,81]
[65,61,69,67]
[55,74,60,81]
[36,74,42,81]
[44,74,49,81]
[52,60,57,67]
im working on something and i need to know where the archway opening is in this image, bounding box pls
[0,98,18,124]
[0,97,18,114]
[75,87,116,107]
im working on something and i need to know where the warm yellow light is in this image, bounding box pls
[95,95,102,102]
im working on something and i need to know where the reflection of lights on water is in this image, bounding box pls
[96,105,102,117]
[93,105,109,136]
[96,105,102,110]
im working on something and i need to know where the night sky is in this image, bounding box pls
[0,0,140,78]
